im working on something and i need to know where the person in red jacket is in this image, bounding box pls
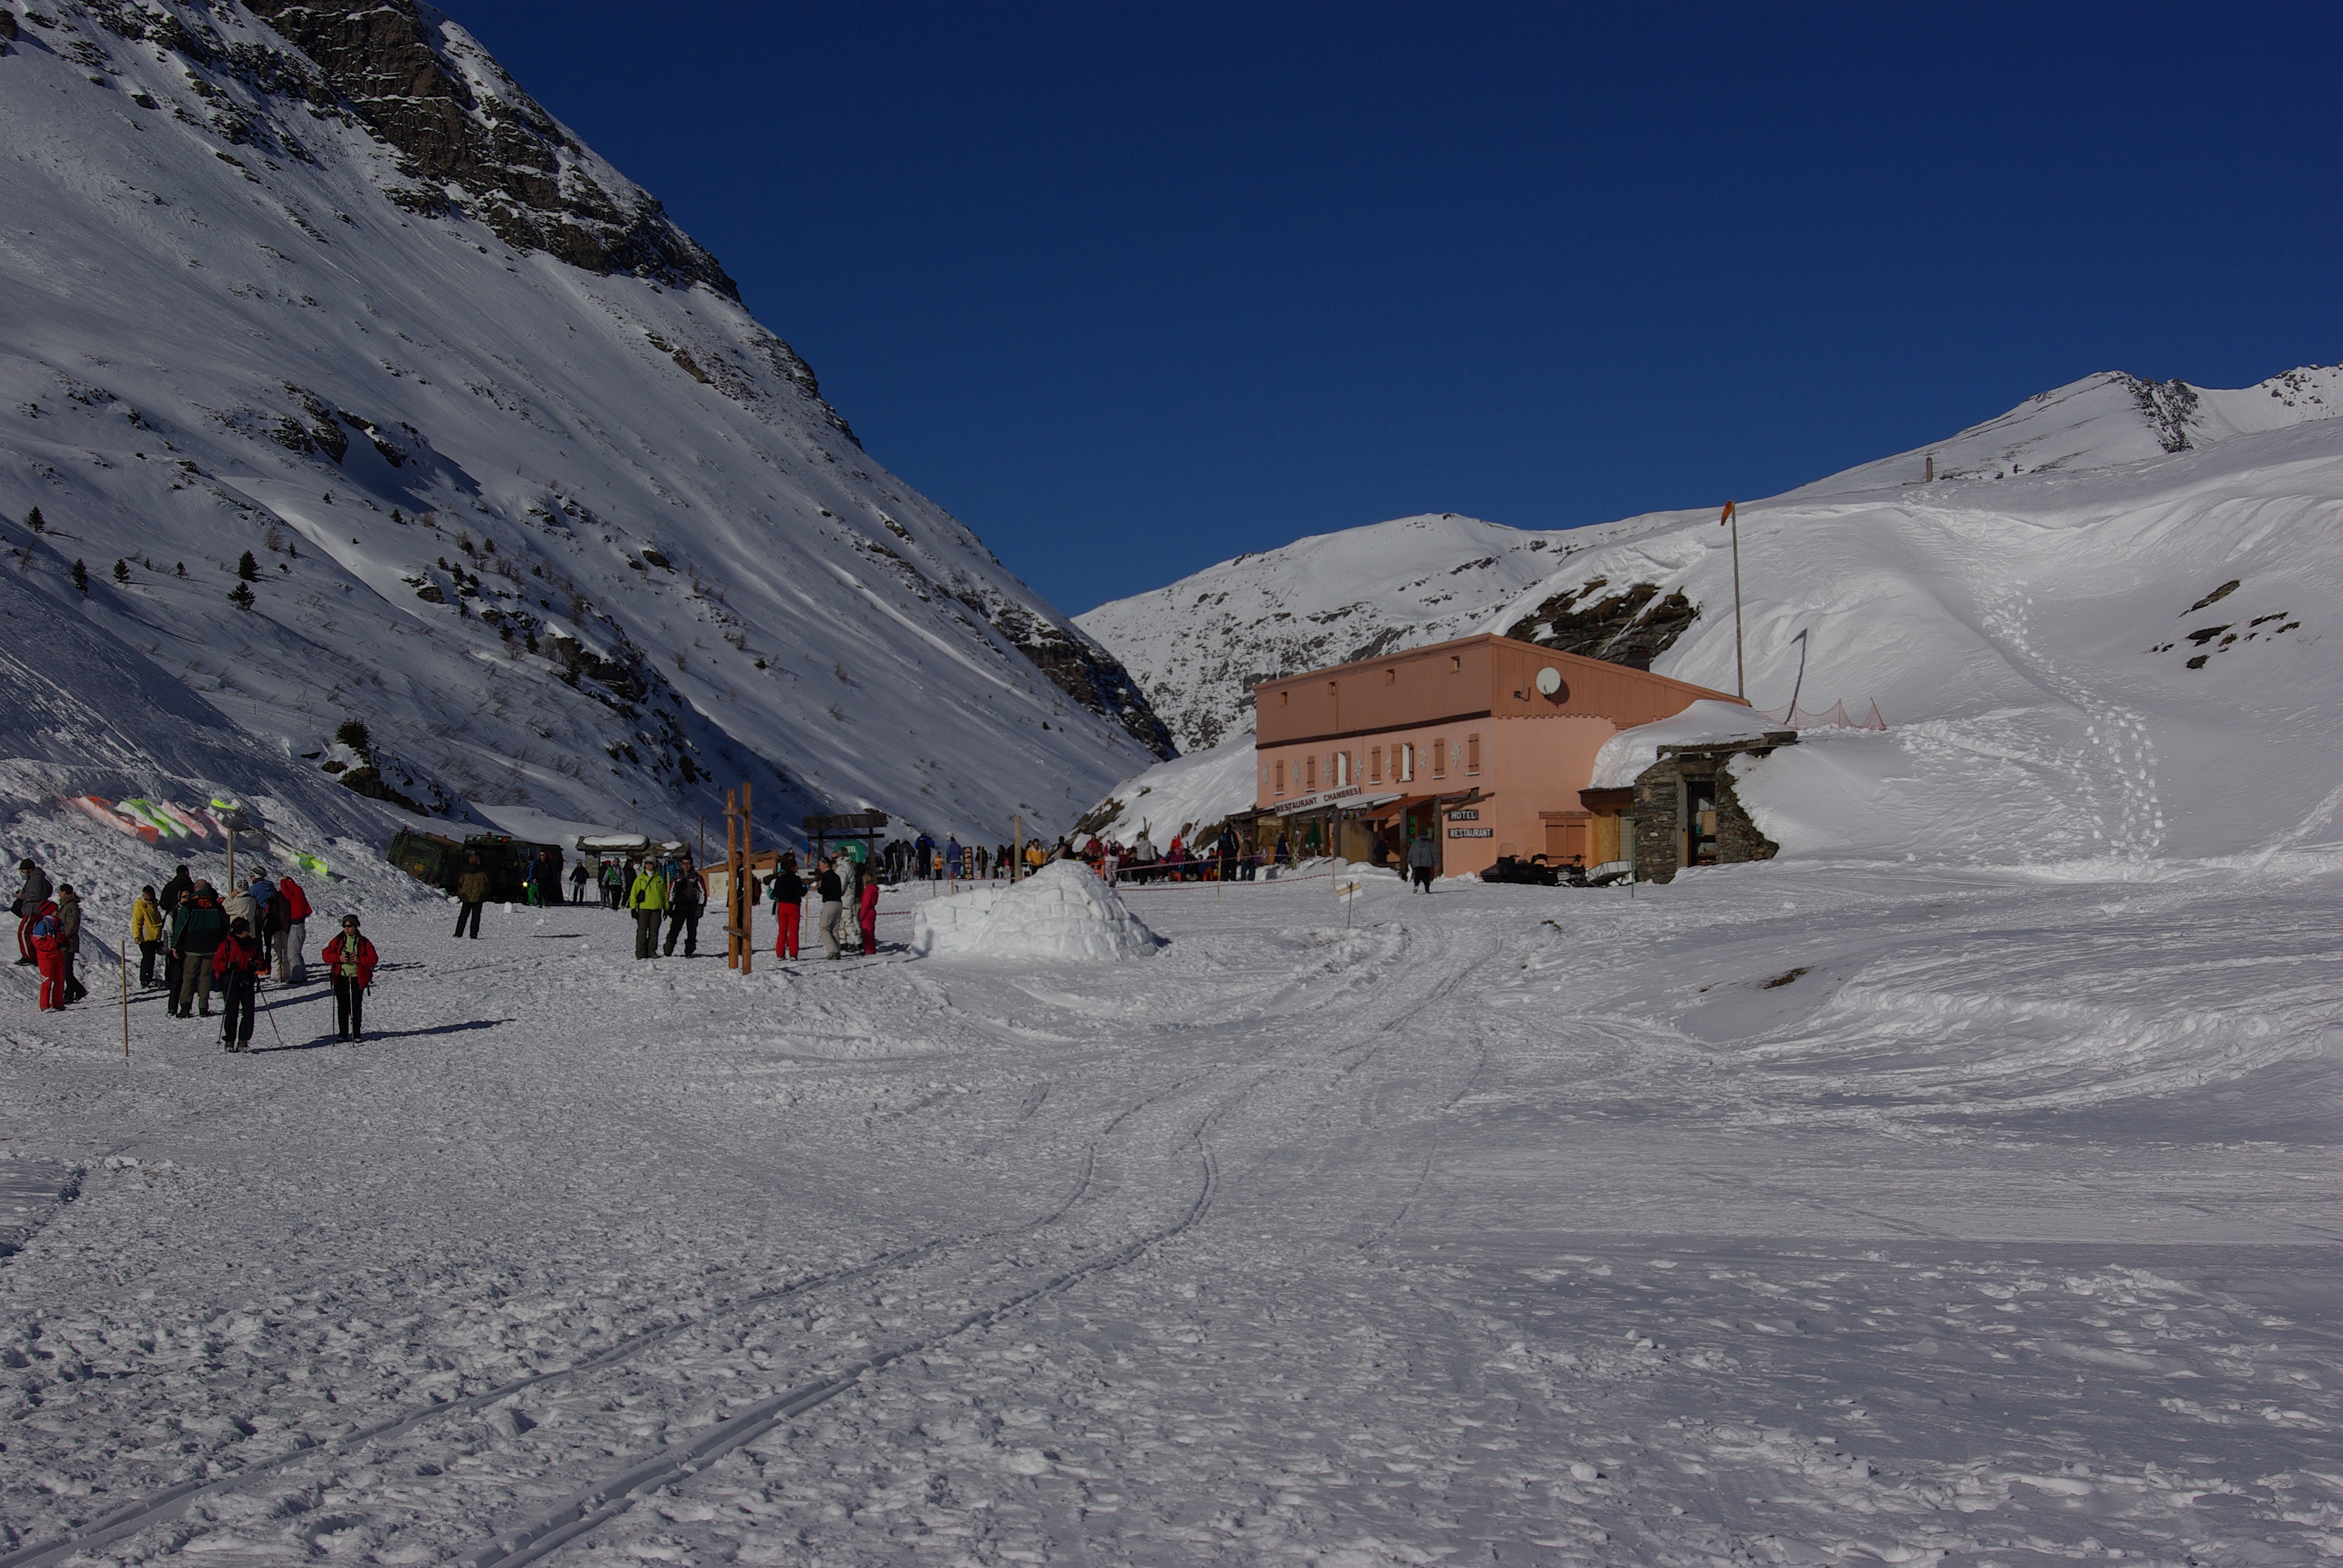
[214,916,266,1052]
[275,873,312,982]
[320,913,377,1042]
[857,874,880,955]
[26,900,64,1010]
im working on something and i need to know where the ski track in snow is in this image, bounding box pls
[1,861,2338,1568]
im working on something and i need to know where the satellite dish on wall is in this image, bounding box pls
[1535,666,1564,699]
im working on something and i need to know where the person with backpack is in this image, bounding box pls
[601,860,624,909]
[215,916,264,1052]
[453,854,490,939]
[770,855,804,959]
[247,871,284,982]
[15,857,52,965]
[663,855,706,957]
[275,871,312,982]
[133,884,166,989]
[53,884,85,1004]
[169,880,229,1017]
[815,857,845,959]
[320,914,377,1041]
[569,860,589,906]
[627,860,666,959]
[26,900,65,1010]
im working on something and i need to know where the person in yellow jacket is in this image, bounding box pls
[453,853,491,939]
[131,884,166,990]
[627,862,666,961]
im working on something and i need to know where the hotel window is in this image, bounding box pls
[1450,655,1461,671]
[1274,760,1285,795]
[1305,754,1317,789]
[1280,690,1289,706]
[1384,668,1395,685]
[1467,733,1481,774]
[1397,742,1414,782]
[1334,751,1351,786]
[1370,745,1382,782]
[1432,739,1446,779]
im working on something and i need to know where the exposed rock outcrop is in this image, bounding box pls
[243,0,738,299]
[1502,577,1698,670]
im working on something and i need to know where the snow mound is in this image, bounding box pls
[911,861,1165,962]
[1588,700,1784,789]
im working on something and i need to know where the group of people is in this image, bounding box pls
[767,851,878,959]
[880,835,1041,884]
[15,856,378,1050]
[618,852,710,960]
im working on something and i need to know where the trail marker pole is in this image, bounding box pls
[119,944,129,1060]
[740,781,752,975]
[1786,627,1811,721]
[1720,500,1745,700]
[1013,815,1024,884]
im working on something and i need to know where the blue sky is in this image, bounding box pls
[454,2,2343,615]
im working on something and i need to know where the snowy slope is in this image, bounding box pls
[1073,730,1257,849]
[0,0,1169,855]
[1084,366,2343,869]
[1071,511,1637,751]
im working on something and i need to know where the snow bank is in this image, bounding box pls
[1587,699,1783,789]
[910,861,1165,961]
[1082,731,1260,849]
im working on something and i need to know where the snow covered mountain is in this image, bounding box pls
[0,0,1170,852]
[1080,365,2343,866]
[1072,512,1617,752]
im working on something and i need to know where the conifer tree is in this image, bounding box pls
[237,549,260,582]
[24,507,42,533]
[112,558,129,584]
[228,581,255,612]
[71,558,88,594]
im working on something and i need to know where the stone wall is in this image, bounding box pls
[1628,737,1791,884]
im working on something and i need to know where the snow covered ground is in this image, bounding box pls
[3,846,2335,1567]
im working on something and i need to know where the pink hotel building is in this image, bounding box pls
[1251,633,1743,875]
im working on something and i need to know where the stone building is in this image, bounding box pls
[1625,733,1798,884]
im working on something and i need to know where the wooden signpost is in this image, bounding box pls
[725,782,752,974]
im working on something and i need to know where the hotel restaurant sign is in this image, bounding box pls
[1273,786,1403,817]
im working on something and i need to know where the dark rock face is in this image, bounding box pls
[243,0,738,299]
[972,599,1176,759]
[1503,577,1698,670]
[2124,374,2203,454]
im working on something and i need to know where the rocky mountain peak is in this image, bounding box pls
[241,0,738,298]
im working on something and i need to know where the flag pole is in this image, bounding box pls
[1721,500,1745,699]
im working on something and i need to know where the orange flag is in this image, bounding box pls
[1719,500,1736,526]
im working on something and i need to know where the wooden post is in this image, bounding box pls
[120,944,129,1060]
[724,788,739,971]
[1013,815,1023,883]
[738,781,752,976]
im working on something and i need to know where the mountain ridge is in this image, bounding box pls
[1079,364,2343,753]
[0,0,1170,849]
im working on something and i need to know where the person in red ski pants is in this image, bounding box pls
[770,855,805,959]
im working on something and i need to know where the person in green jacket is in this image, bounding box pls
[628,863,666,960]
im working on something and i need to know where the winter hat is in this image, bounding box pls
[194,880,214,893]
[229,917,249,934]
[341,914,361,928]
